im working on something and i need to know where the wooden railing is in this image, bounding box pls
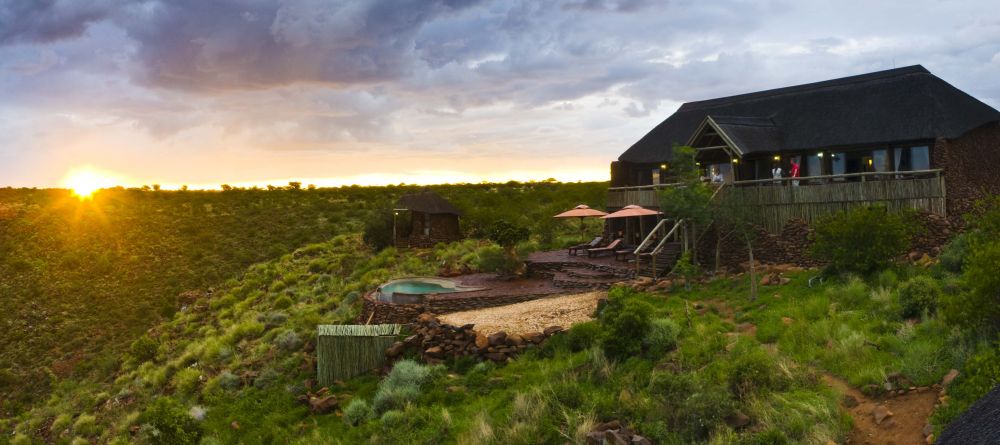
[722,169,946,232]
[607,183,681,208]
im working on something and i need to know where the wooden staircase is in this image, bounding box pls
[635,241,683,278]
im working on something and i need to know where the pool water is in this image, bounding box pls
[375,277,484,304]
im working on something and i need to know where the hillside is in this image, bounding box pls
[0,182,607,416]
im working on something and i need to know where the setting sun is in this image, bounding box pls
[62,167,121,200]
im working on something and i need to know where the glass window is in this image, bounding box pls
[911,146,930,170]
[872,149,889,172]
[806,154,823,177]
[651,168,661,185]
[831,152,846,175]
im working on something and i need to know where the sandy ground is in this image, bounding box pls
[439,291,606,335]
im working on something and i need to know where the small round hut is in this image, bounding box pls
[395,190,463,248]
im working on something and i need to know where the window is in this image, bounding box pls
[870,149,889,172]
[894,146,930,171]
[651,168,661,185]
[830,152,846,175]
[423,213,431,236]
[806,154,823,177]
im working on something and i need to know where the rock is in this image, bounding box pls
[487,331,508,346]
[842,395,859,408]
[781,316,794,325]
[736,322,756,333]
[631,435,652,445]
[231,421,240,430]
[543,326,564,336]
[872,405,893,425]
[824,441,837,445]
[923,424,933,436]
[884,382,894,392]
[424,346,444,357]
[941,369,960,387]
[485,352,507,362]
[418,312,437,323]
[308,394,338,414]
[522,332,544,343]
[724,411,751,429]
[460,323,475,331]
[385,341,406,358]
[475,334,489,349]
[605,430,630,445]
[508,334,524,346]
[926,434,935,444]
[595,420,621,431]
[778,276,791,285]
[586,431,605,445]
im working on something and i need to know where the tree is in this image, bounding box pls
[713,191,762,300]
[485,219,529,275]
[363,210,395,252]
[220,184,233,192]
[809,206,913,275]
[659,145,714,264]
[288,181,302,190]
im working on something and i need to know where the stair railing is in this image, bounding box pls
[636,218,685,277]
[633,218,671,256]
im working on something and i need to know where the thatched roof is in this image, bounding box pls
[620,65,1000,162]
[396,191,462,215]
[937,384,1000,444]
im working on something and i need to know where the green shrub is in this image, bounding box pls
[474,244,520,275]
[955,236,1000,329]
[343,398,372,426]
[372,360,438,414]
[273,295,294,310]
[72,414,101,437]
[726,342,782,400]
[826,277,870,309]
[139,397,201,445]
[205,371,241,394]
[273,329,302,351]
[565,321,602,352]
[362,210,394,252]
[599,287,653,361]
[50,413,73,434]
[172,368,202,395]
[897,276,941,318]
[810,206,913,275]
[744,429,789,445]
[875,269,898,289]
[644,318,680,357]
[938,233,969,274]
[131,334,159,362]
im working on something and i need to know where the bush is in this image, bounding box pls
[938,233,969,274]
[131,334,159,362]
[371,360,438,414]
[565,321,602,352]
[139,397,201,445]
[362,210,394,252]
[344,398,372,426]
[72,414,101,437]
[273,295,294,310]
[644,318,680,357]
[826,277,870,309]
[172,368,202,396]
[273,329,302,352]
[599,287,653,361]
[897,276,941,318]
[725,342,782,400]
[810,206,913,275]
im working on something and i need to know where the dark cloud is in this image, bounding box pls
[0,0,118,44]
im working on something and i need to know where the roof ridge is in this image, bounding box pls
[680,65,929,111]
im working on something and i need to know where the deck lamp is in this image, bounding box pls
[732,158,739,164]
[817,152,824,158]
[660,163,667,170]
[773,155,781,161]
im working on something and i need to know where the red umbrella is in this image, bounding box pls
[601,205,662,244]
[554,204,608,237]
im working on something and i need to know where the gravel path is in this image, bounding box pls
[440,291,606,335]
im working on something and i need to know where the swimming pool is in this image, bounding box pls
[375,277,484,304]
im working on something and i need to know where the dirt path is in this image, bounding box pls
[439,291,605,335]
[822,374,937,445]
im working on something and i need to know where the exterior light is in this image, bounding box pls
[817,152,824,158]
[695,162,701,166]
[868,159,874,166]
[773,155,781,161]
[732,158,739,164]
[660,164,667,170]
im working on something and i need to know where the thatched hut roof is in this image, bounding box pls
[396,191,462,215]
[937,384,1000,444]
[619,65,1000,162]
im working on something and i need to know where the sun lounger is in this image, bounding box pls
[586,239,622,257]
[568,236,602,255]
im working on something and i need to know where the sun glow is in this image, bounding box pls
[62,167,121,200]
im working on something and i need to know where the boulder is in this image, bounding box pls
[522,332,545,343]
[385,341,406,358]
[841,395,859,408]
[417,312,437,323]
[586,431,606,445]
[872,405,893,425]
[487,331,508,346]
[724,411,751,429]
[543,326,564,336]
[424,346,444,358]
[631,435,652,445]
[475,333,490,349]
[595,420,621,431]
[941,369,960,387]
[507,334,524,346]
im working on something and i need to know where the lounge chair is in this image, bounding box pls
[568,236,602,255]
[586,239,622,257]
[614,245,637,261]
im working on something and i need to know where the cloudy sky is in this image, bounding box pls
[1,0,998,188]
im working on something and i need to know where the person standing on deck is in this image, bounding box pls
[789,159,800,186]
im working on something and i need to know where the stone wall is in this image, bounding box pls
[935,123,1000,225]
[694,211,954,271]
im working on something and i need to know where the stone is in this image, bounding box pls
[631,435,653,445]
[724,411,751,429]
[508,334,524,346]
[824,441,837,445]
[841,395,859,408]
[595,420,621,431]
[872,405,893,425]
[487,331,508,346]
[543,326,564,336]
[941,369,960,387]
[923,424,933,436]
[385,341,406,358]
[475,334,489,349]
[926,434,935,444]
[522,332,544,343]
[586,431,605,445]
[781,316,794,325]
[605,430,630,445]
[418,312,437,323]
[308,394,338,414]
[424,346,444,357]
[485,352,506,362]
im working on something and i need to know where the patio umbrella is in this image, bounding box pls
[554,204,608,237]
[601,205,662,244]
